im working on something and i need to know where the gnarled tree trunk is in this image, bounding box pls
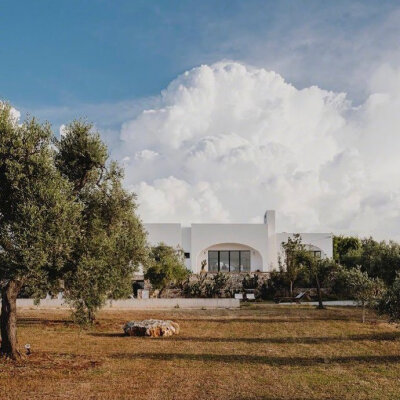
[1,280,23,360]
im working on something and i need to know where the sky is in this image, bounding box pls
[2,1,400,239]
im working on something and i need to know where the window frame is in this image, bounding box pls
[207,250,251,273]
[309,250,322,259]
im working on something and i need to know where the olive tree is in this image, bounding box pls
[54,121,148,324]
[0,105,81,358]
[145,243,189,297]
[278,234,306,297]
[338,266,384,323]
[299,253,323,309]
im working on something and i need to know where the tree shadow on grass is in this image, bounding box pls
[233,398,329,400]
[232,398,318,400]
[111,352,400,366]
[90,332,125,338]
[175,317,355,324]
[160,332,400,344]
[91,332,400,343]
[18,318,72,327]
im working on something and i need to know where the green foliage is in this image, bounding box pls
[54,120,108,193]
[378,273,400,323]
[0,103,81,292]
[145,243,189,295]
[182,274,207,297]
[298,254,336,283]
[315,259,340,285]
[242,274,259,290]
[336,266,385,322]
[205,272,229,298]
[278,234,308,295]
[334,235,400,285]
[261,270,288,298]
[54,121,148,324]
[182,272,231,298]
[333,235,361,263]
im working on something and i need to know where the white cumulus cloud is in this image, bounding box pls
[118,61,400,240]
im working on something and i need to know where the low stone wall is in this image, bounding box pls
[13,298,240,310]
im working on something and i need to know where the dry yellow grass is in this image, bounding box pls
[1,304,400,400]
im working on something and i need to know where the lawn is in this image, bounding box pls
[1,304,400,400]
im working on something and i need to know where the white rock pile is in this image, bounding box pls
[123,319,180,337]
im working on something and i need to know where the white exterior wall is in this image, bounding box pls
[144,223,182,248]
[276,232,333,261]
[265,210,278,270]
[181,227,191,269]
[190,223,269,273]
[144,211,333,274]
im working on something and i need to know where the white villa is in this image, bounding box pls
[144,210,333,273]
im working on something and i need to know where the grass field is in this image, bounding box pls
[1,304,400,400]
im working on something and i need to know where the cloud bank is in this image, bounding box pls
[118,61,400,239]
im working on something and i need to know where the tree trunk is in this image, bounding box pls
[87,309,96,324]
[0,280,23,359]
[362,302,366,323]
[315,274,325,310]
[289,281,293,297]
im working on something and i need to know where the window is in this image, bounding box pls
[240,251,251,272]
[310,250,321,258]
[230,251,240,272]
[220,251,229,272]
[208,251,219,273]
[207,250,251,272]
[184,252,190,259]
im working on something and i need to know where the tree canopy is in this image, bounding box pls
[54,121,148,324]
[0,104,81,358]
[336,266,384,323]
[333,235,400,285]
[145,243,189,297]
[278,234,307,296]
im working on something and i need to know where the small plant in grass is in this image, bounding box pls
[337,266,385,323]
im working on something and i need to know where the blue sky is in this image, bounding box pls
[2,1,399,113]
[2,1,400,237]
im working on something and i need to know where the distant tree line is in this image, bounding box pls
[333,235,400,285]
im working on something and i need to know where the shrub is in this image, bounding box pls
[336,266,385,322]
[145,244,190,297]
[205,272,230,298]
[242,274,259,290]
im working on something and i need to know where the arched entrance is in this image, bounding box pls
[197,242,264,273]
